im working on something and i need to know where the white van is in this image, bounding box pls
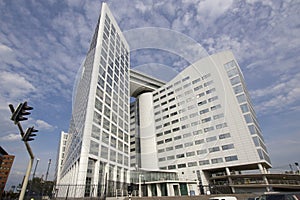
[209,196,238,200]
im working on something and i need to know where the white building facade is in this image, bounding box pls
[56,3,272,198]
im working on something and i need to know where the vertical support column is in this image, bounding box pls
[156,184,162,197]
[147,185,152,197]
[225,167,235,193]
[93,160,100,196]
[258,163,270,192]
[138,92,158,169]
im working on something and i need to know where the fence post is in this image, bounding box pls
[65,184,70,200]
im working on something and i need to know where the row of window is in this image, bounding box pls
[158,143,234,159]
[156,132,231,147]
[100,144,129,166]
[153,73,211,97]
[159,155,238,170]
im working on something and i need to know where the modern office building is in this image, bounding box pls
[0,146,15,198]
[54,131,68,186]
[56,2,275,198]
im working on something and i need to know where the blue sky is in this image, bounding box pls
[0,0,299,189]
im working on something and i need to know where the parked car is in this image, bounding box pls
[258,193,300,200]
[209,196,238,200]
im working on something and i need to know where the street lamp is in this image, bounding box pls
[32,158,40,180]
[29,158,40,196]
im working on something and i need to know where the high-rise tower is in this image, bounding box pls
[59,3,130,197]
[57,3,272,197]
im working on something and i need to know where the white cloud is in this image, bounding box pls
[196,0,233,25]
[0,44,22,67]
[35,119,55,131]
[251,72,300,115]
[0,71,36,100]
[0,133,20,142]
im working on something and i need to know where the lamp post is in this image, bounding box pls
[42,159,51,198]
[32,158,40,180]
[45,159,51,181]
[29,158,39,196]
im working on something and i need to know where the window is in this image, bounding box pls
[194,85,203,91]
[224,60,237,70]
[158,149,165,153]
[237,94,246,103]
[174,135,182,140]
[182,76,190,82]
[248,125,257,135]
[171,119,179,124]
[177,163,186,168]
[199,160,210,165]
[202,117,211,123]
[180,116,188,121]
[183,132,192,138]
[208,96,218,102]
[196,92,205,98]
[188,162,197,167]
[184,142,193,147]
[206,136,217,142]
[182,124,189,129]
[204,126,214,133]
[195,139,204,145]
[222,144,234,150]
[168,165,176,170]
[244,114,253,123]
[173,127,180,132]
[240,104,249,113]
[227,68,239,78]
[253,136,260,147]
[191,121,200,126]
[175,144,183,149]
[183,83,191,88]
[216,123,227,129]
[185,90,192,95]
[157,140,164,145]
[95,98,103,112]
[156,132,163,137]
[186,151,195,157]
[198,100,207,106]
[166,146,174,151]
[189,112,198,118]
[199,108,209,115]
[204,80,213,87]
[225,155,238,162]
[209,147,220,153]
[219,133,231,139]
[202,73,211,79]
[206,88,216,95]
[165,138,172,143]
[211,104,221,111]
[197,149,207,155]
[211,158,223,164]
[213,113,224,120]
[233,84,243,94]
[192,78,201,84]
[176,154,185,158]
[170,112,178,116]
[193,130,202,135]
[159,157,166,162]
[188,105,196,110]
[230,76,241,86]
[167,155,175,160]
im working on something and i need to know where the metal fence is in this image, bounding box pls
[53,184,131,199]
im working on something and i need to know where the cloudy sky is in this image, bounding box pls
[0,0,299,189]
